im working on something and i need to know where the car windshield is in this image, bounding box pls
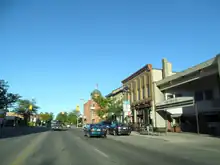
[118,123,127,127]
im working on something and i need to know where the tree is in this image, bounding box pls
[39,112,53,122]
[92,93,124,120]
[67,110,79,124]
[13,99,39,125]
[56,110,81,125]
[92,95,111,119]
[56,112,68,123]
[0,80,20,110]
[108,98,123,116]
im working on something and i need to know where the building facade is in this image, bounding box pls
[122,64,164,130]
[106,87,124,121]
[83,89,102,124]
[106,87,124,103]
[155,54,220,135]
[83,100,100,124]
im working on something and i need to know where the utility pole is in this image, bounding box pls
[195,102,200,134]
[165,108,168,135]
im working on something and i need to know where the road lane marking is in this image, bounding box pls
[9,131,49,165]
[94,148,109,158]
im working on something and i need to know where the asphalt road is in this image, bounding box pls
[0,128,219,165]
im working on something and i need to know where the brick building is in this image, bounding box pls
[83,89,102,124]
[83,100,100,124]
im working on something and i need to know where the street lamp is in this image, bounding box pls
[80,99,87,125]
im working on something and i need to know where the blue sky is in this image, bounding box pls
[0,0,219,116]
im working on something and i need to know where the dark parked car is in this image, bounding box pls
[109,123,131,136]
[84,124,107,138]
[97,121,112,134]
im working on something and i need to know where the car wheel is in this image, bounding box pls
[113,130,117,136]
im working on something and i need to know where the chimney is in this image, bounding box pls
[162,58,168,79]
[162,58,172,79]
[167,62,172,76]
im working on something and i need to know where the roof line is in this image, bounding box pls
[156,55,219,86]
[122,64,152,83]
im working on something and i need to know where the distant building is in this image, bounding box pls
[106,87,124,122]
[106,86,124,102]
[83,89,102,124]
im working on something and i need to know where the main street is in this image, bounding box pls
[0,127,219,165]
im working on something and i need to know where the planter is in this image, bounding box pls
[174,126,181,133]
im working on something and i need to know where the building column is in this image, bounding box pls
[133,109,137,123]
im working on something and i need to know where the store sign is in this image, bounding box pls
[123,101,131,116]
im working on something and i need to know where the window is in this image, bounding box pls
[204,90,213,100]
[142,77,145,87]
[166,94,174,99]
[175,93,182,97]
[194,91,203,101]
[146,84,150,97]
[139,89,141,100]
[142,87,145,99]
[133,92,136,101]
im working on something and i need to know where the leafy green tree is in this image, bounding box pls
[92,94,123,120]
[0,80,20,110]
[39,112,53,122]
[92,95,111,119]
[56,112,68,123]
[108,98,123,116]
[13,99,39,125]
[67,110,79,124]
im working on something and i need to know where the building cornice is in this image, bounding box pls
[122,64,152,84]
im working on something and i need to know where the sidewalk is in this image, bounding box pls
[0,126,49,139]
[130,131,220,144]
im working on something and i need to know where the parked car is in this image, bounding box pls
[109,123,131,136]
[97,121,112,134]
[84,124,107,138]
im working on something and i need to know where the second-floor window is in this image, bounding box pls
[142,87,145,99]
[146,84,150,97]
[204,90,213,100]
[194,91,203,101]
[133,91,136,101]
[138,89,141,100]
[175,93,182,97]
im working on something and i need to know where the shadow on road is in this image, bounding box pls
[0,126,50,139]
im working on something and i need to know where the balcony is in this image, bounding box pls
[156,97,194,110]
